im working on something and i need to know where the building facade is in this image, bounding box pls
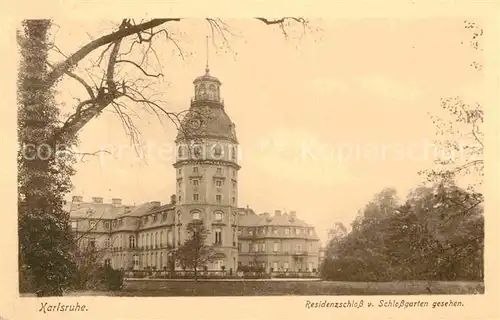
[68,66,320,273]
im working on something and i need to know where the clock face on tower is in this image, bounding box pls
[191,119,201,129]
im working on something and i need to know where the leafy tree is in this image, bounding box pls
[17,19,77,296]
[321,183,483,285]
[175,221,225,280]
[421,20,484,189]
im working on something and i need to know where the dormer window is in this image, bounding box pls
[192,145,202,158]
[213,144,222,157]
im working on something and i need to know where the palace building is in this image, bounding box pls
[67,64,320,273]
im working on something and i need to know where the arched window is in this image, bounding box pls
[155,232,158,248]
[129,235,135,248]
[213,143,222,158]
[160,231,164,247]
[192,211,201,220]
[192,144,202,158]
[209,84,216,100]
[141,234,145,249]
[214,211,223,221]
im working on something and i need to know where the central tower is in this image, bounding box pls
[173,63,240,272]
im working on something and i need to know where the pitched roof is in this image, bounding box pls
[120,202,161,217]
[238,210,312,228]
[67,203,129,220]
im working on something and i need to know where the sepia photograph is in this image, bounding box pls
[16,16,487,300]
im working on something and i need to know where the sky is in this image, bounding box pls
[50,18,486,243]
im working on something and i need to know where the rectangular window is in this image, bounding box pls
[193,167,198,173]
[285,228,290,235]
[273,242,279,252]
[216,195,222,204]
[232,181,236,189]
[284,262,289,271]
[232,197,235,204]
[193,194,199,201]
[273,262,278,271]
[216,167,222,174]
[216,180,222,187]
[178,196,182,203]
[193,179,199,186]
[71,221,77,229]
[178,168,182,175]
[214,229,222,245]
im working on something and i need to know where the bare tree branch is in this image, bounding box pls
[116,59,163,77]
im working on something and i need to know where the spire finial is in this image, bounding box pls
[205,36,210,74]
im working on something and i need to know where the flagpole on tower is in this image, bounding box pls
[205,36,210,74]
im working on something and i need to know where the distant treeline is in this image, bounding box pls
[320,182,484,282]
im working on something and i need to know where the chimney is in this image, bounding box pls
[112,198,122,206]
[150,201,161,207]
[72,196,83,203]
[92,197,103,204]
[274,210,282,217]
[170,194,176,205]
[290,211,297,221]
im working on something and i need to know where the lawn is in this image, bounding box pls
[85,279,484,296]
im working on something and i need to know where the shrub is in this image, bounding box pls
[101,265,124,291]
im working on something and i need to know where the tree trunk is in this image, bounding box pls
[194,267,198,282]
[18,19,76,297]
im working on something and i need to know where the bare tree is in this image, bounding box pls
[42,18,314,151]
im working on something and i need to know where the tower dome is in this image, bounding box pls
[176,67,237,144]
